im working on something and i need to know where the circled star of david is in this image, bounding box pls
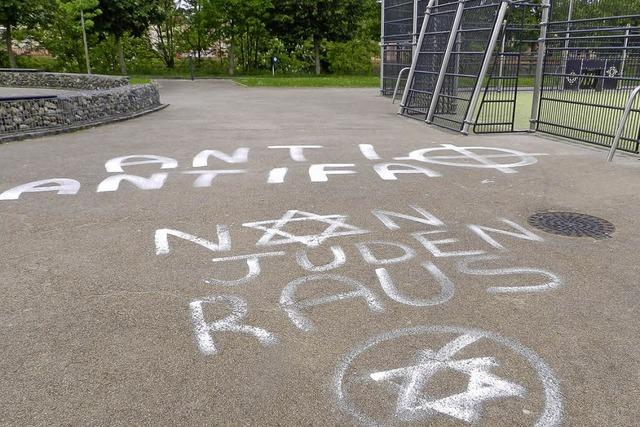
[367,333,527,424]
[242,210,369,248]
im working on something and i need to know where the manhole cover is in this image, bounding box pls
[528,212,615,239]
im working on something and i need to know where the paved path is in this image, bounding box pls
[1,80,639,426]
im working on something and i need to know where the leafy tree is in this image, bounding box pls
[182,0,210,60]
[202,0,272,75]
[0,0,54,67]
[150,0,184,68]
[269,0,367,75]
[94,0,159,74]
[30,0,100,72]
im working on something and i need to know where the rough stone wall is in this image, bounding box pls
[0,72,129,90]
[0,84,161,136]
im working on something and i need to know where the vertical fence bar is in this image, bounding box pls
[399,0,438,113]
[621,23,631,77]
[529,0,552,131]
[461,0,510,135]
[379,0,385,95]
[498,20,507,92]
[425,0,466,123]
[413,0,419,55]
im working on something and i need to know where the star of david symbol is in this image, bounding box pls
[368,334,526,423]
[242,210,369,248]
[566,71,579,84]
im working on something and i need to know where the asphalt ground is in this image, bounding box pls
[1,80,639,426]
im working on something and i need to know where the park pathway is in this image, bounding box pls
[0,80,639,426]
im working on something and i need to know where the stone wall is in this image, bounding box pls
[0,72,164,141]
[0,72,129,90]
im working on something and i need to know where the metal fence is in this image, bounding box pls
[381,0,419,95]
[399,0,459,118]
[429,0,504,131]
[537,15,640,153]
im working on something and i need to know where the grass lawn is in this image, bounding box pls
[233,75,379,88]
[129,77,153,85]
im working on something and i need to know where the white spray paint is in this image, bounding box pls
[189,295,278,356]
[105,155,178,173]
[359,144,381,160]
[457,255,563,294]
[205,252,285,286]
[468,219,544,250]
[267,167,288,184]
[372,206,444,230]
[280,274,384,332]
[296,246,346,272]
[356,241,416,265]
[368,336,526,423]
[334,325,563,427]
[192,148,250,167]
[309,164,357,182]
[268,145,323,162]
[243,210,368,248]
[182,170,246,188]
[396,144,545,174]
[155,225,231,255]
[0,179,81,201]
[96,173,168,193]
[374,163,442,180]
[375,262,454,307]
[413,230,486,258]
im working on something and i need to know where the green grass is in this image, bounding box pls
[129,77,152,85]
[233,75,379,88]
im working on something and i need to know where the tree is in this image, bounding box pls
[182,0,210,60]
[150,0,184,68]
[202,0,272,75]
[94,0,159,75]
[269,0,366,75]
[0,0,54,68]
[30,0,100,72]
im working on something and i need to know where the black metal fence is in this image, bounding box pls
[537,15,640,153]
[400,0,460,119]
[475,53,521,133]
[430,0,503,131]
[381,0,417,95]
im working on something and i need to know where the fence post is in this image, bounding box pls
[426,0,466,123]
[398,0,438,114]
[379,0,385,95]
[529,0,552,132]
[461,0,510,134]
[621,23,631,78]
[498,20,507,92]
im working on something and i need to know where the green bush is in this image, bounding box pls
[325,39,378,75]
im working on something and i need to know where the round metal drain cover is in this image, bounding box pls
[527,212,615,239]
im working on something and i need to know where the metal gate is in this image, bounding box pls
[474,53,521,133]
[537,15,640,153]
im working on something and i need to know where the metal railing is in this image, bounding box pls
[392,67,411,103]
[607,84,640,161]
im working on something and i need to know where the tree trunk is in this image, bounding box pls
[313,37,321,75]
[5,24,16,68]
[117,36,127,75]
[228,38,235,76]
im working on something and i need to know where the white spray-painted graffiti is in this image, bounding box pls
[152,205,564,369]
[0,144,547,201]
[161,205,563,426]
[334,326,563,426]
